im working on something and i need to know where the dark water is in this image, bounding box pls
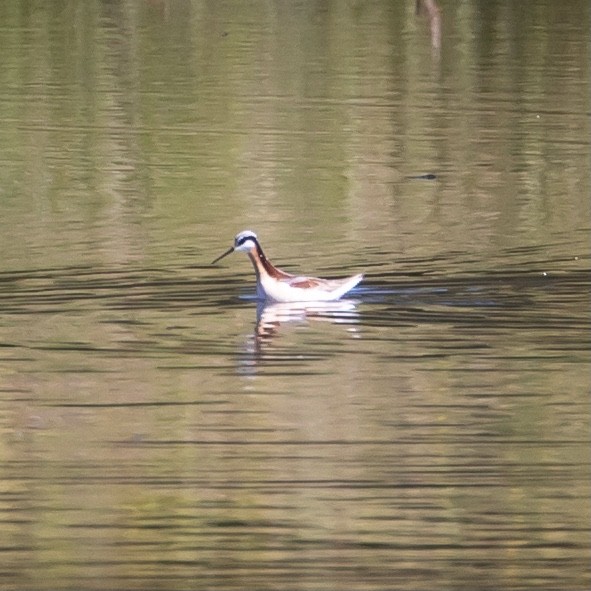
[0,1,590,590]
[1,253,589,590]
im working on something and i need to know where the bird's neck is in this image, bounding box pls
[247,243,291,280]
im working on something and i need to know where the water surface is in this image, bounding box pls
[0,1,589,590]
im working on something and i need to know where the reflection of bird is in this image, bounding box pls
[212,230,363,303]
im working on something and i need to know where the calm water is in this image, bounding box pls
[0,1,590,590]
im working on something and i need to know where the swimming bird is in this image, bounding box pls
[211,230,363,303]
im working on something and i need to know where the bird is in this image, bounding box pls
[211,230,363,303]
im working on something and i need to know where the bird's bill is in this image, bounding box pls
[211,246,234,265]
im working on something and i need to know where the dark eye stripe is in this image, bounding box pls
[237,235,257,247]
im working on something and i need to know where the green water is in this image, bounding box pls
[0,1,589,590]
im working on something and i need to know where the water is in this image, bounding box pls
[0,1,590,590]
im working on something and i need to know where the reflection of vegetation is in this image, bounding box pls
[0,1,588,263]
[0,5,589,590]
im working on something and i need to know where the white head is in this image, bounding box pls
[233,230,258,252]
[211,230,259,264]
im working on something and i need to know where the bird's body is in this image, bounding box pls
[212,230,363,303]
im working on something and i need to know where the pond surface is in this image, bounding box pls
[0,1,590,590]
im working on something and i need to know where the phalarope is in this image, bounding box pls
[211,230,363,303]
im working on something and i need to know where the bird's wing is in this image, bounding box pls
[287,276,324,289]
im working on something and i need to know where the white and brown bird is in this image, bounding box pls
[212,230,363,303]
